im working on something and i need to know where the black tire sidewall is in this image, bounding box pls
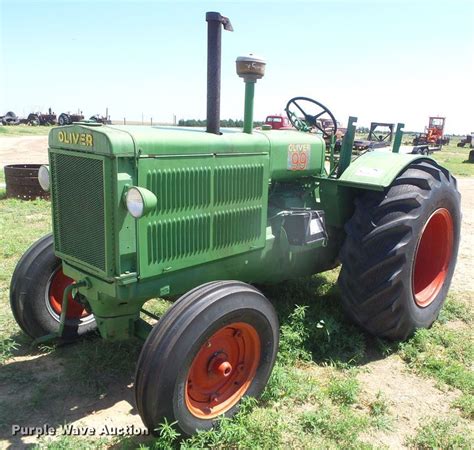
[173,306,277,435]
[11,236,96,339]
[404,179,461,326]
[338,160,461,340]
[137,284,279,436]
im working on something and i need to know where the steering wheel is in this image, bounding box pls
[285,97,338,138]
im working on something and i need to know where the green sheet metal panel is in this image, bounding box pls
[261,129,326,180]
[337,150,428,190]
[49,124,135,156]
[137,153,269,278]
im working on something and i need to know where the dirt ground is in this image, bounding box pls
[0,136,472,448]
[0,136,49,168]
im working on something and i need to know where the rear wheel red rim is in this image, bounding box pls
[185,322,261,419]
[413,208,454,307]
[47,268,91,319]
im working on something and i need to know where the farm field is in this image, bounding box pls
[0,126,52,137]
[0,135,472,448]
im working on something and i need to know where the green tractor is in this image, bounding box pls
[10,12,460,436]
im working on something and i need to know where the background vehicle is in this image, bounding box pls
[10,12,461,437]
[413,116,450,146]
[457,133,473,148]
[57,112,84,126]
[264,114,293,129]
[353,122,394,151]
[89,114,112,125]
[24,109,57,126]
[1,111,20,125]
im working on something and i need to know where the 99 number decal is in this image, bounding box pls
[288,144,311,171]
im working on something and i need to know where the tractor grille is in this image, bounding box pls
[214,165,264,205]
[147,214,211,264]
[51,152,106,273]
[139,157,268,278]
[147,167,211,212]
[214,206,262,248]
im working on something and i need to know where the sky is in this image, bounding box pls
[0,0,473,134]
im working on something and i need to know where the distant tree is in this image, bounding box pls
[177,118,263,128]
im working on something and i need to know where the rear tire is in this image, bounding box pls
[135,281,279,436]
[10,234,96,340]
[338,159,461,340]
[58,114,69,126]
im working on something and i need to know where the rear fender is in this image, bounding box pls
[319,152,432,227]
[336,151,431,191]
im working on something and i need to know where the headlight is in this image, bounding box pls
[38,165,50,191]
[125,187,157,218]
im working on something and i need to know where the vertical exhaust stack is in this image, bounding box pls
[236,54,266,134]
[206,12,233,135]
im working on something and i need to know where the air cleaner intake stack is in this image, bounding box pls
[206,12,233,135]
[236,54,266,134]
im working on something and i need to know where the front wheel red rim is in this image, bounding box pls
[413,208,454,307]
[185,322,261,419]
[46,268,92,320]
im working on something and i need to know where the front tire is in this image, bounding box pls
[135,281,279,436]
[338,160,461,340]
[10,234,96,340]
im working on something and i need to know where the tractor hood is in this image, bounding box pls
[48,124,324,160]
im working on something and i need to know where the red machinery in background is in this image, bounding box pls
[413,116,450,146]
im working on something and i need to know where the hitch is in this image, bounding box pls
[32,278,90,346]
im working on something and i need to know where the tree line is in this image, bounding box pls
[178,118,263,128]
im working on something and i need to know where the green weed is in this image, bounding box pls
[300,406,369,448]
[0,336,19,364]
[278,304,311,364]
[152,418,181,449]
[368,392,392,431]
[264,274,367,366]
[35,434,109,449]
[452,393,474,420]
[327,374,360,406]
[406,417,474,449]
[399,325,474,395]
[261,363,320,405]
[179,398,283,449]
[438,295,473,323]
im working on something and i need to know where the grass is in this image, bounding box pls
[406,417,474,449]
[0,125,52,136]
[0,195,473,448]
[327,373,360,406]
[36,435,109,449]
[368,391,392,431]
[453,393,474,420]
[399,309,473,396]
[430,138,474,177]
[0,197,52,364]
[398,293,474,421]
